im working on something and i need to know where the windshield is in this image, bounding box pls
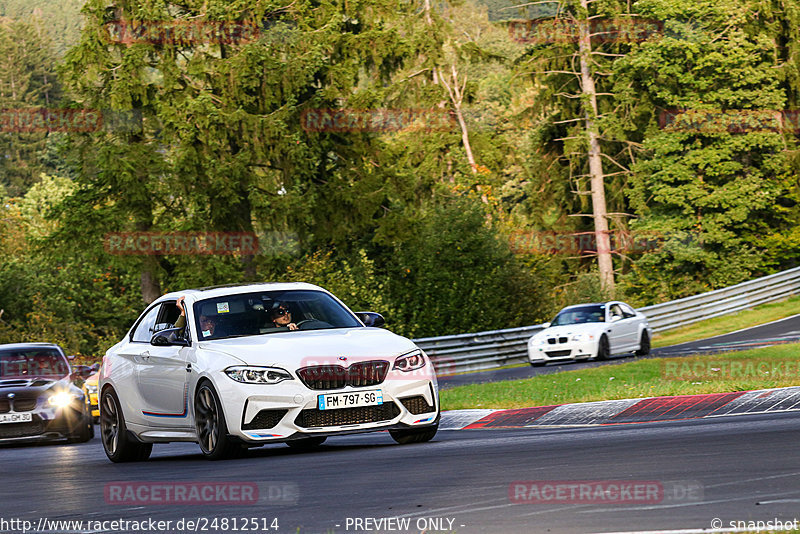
[551,305,606,326]
[192,289,362,341]
[0,349,70,379]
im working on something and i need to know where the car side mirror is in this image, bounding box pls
[610,314,622,322]
[151,327,190,347]
[356,312,386,328]
[541,322,551,329]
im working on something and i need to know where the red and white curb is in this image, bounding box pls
[440,386,800,430]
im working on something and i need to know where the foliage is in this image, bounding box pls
[1,0,800,354]
[377,199,548,337]
[616,0,800,302]
[0,18,62,196]
[0,0,85,57]
[0,176,141,356]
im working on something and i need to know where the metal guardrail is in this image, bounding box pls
[414,266,800,375]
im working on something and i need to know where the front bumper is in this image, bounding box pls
[88,393,99,418]
[0,405,88,443]
[528,339,598,363]
[218,372,439,443]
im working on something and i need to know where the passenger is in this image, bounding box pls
[174,296,188,329]
[198,314,222,338]
[174,296,225,339]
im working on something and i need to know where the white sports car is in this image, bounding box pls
[99,283,439,462]
[527,302,652,366]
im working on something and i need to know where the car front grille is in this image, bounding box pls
[545,350,572,358]
[295,402,400,428]
[0,399,8,413]
[12,395,38,412]
[297,361,390,390]
[242,409,287,430]
[400,396,436,415]
[0,420,45,439]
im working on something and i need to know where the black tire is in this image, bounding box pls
[286,436,327,450]
[635,331,651,356]
[194,381,239,460]
[100,388,152,462]
[68,412,94,443]
[595,335,610,361]
[390,423,438,445]
[530,361,546,367]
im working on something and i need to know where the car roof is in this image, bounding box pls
[159,282,328,302]
[0,342,64,352]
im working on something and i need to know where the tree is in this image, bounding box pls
[57,0,417,304]
[0,18,61,196]
[511,0,655,295]
[616,0,800,301]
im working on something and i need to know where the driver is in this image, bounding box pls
[269,302,299,331]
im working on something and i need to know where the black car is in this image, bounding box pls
[0,343,94,443]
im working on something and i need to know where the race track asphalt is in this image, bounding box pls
[2,411,800,534]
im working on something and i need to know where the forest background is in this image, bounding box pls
[1,0,799,357]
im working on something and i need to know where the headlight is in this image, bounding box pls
[529,336,545,346]
[394,350,426,372]
[48,391,79,408]
[224,366,292,384]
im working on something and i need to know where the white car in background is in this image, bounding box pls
[99,283,439,462]
[528,302,652,366]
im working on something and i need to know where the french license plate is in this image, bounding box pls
[318,390,383,410]
[0,413,33,424]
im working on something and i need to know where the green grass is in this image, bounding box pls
[440,343,800,410]
[652,295,800,348]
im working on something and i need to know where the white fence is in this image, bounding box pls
[413,266,800,374]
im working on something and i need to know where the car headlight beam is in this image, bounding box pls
[393,350,427,372]
[48,391,79,408]
[224,366,293,385]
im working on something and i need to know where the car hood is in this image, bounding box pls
[198,327,418,368]
[0,376,78,396]
[534,323,608,338]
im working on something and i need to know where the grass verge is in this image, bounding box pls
[440,343,800,410]
[652,295,800,348]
